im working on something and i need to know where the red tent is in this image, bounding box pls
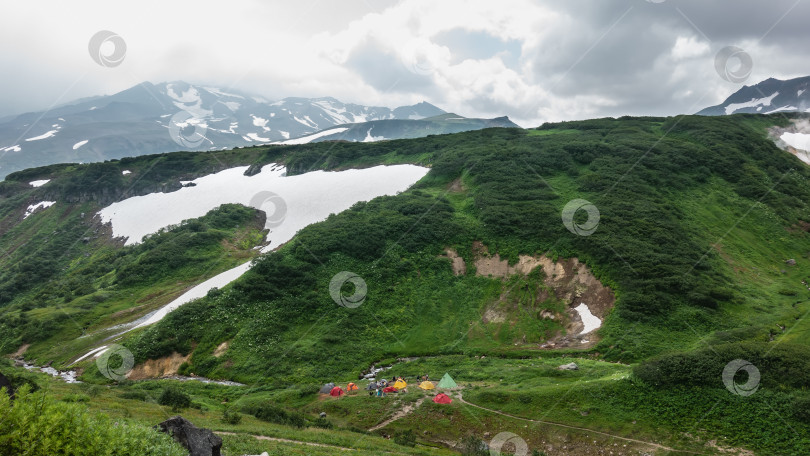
[330,386,345,397]
[382,386,398,393]
[432,393,452,404]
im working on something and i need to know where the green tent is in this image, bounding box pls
[437,373,457,389]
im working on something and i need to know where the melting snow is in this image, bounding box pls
[98,163,428,248]
[574,303,602,334]
[1,145,21,152]
[135,262,252,328]
[279,130,290,139]
[251,115,270,130]
[363,128,385,142]
[29,179,50,187]
[203,86,245,99]
[122,170,132,175]
[25,130,59,141]
[222,101,241,112]
[24,201,55,219]
[293,115,318,129]
[245,132,271,142]
[274,127,348,145]
[73,140,89,150]
[98,164,428,328]
[724,92,779,115]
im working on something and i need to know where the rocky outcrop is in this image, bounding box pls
[155,416,222,456]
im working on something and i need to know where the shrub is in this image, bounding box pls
[242,403,308,428]
[0,386,186,455]
[393,429,416,447]
[158,387,192,412]
[221,406,242,425]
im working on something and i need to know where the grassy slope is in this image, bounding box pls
[1,114,809,454]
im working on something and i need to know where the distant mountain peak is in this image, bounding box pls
[697,75,810,115]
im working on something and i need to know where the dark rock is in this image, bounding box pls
[786,259,797,265]
[155,416,222,456]
[244,163,264,176]
[0,372,14,399]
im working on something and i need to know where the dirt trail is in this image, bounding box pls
[369,397,426,432]
[455,393,707,455]
[215,431,356,451]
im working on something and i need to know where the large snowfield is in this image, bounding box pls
[91,163,429,334]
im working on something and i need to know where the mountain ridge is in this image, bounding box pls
[697,75,810,115]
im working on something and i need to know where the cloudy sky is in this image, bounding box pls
[1,0,808,126]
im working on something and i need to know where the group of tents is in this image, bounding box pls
[320,373,458,404]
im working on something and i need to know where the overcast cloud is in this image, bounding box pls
[1,0,808,126]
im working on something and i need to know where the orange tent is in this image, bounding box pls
[432,393,452,404]
[329,386,345,397]
[347,383,358,392]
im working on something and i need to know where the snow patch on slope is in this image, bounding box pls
[25,130,59,141]
[73,140,89,150]
[98,163,428,248]
[24,201,55,219]
[29,179,50,187]
[724,92,779,115]
[274,127,348,145]
[574,303,602,334]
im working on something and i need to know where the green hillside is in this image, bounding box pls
[1,114,809,455]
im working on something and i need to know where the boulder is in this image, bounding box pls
[786,259,797,266]
[155,416,222,456]
[0,372,14,399]
[557,362,579,371]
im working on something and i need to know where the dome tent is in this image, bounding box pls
[319,383,336,394]
[432,393,452,404]
[330,386,345,397]
[418,381,435,390]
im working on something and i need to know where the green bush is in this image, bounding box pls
[158,387,192,412]
[242,402,307,428]
[393,429,416,447]
[0,386,186,455]
[221,406,242,425]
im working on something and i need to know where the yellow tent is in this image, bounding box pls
[393,379,407,390]
[418,381,435,390]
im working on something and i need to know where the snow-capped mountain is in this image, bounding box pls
[0,81,445,179]
[274,113,520,145]
[697,76,810,116]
